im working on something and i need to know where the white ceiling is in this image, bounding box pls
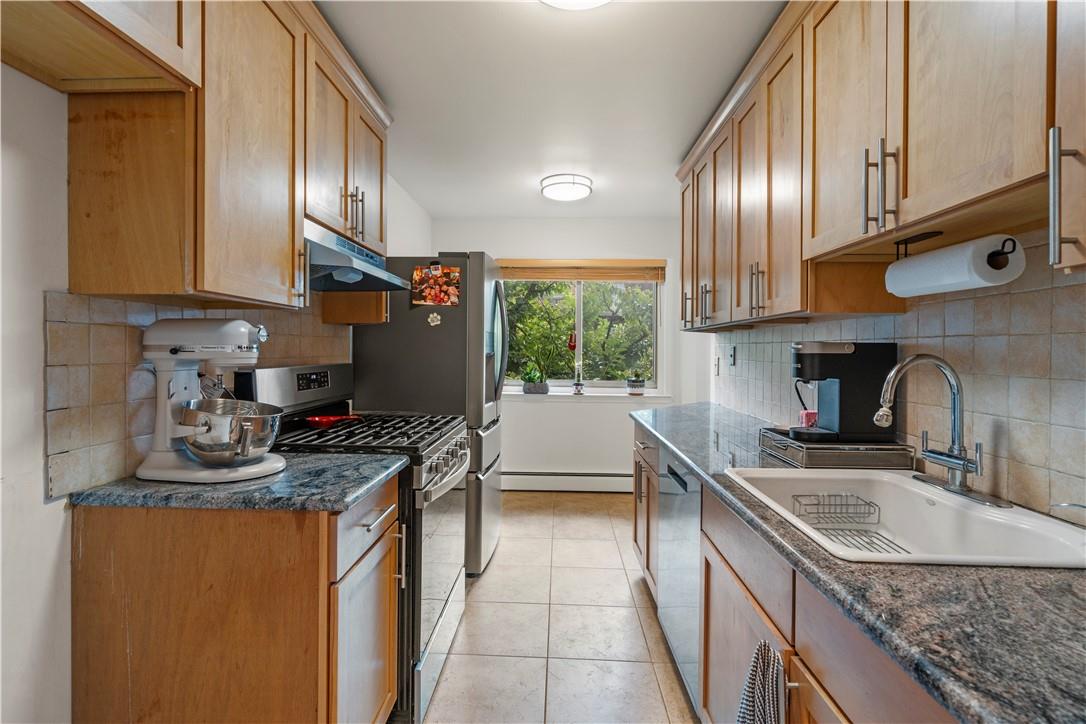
[318,1,785,219]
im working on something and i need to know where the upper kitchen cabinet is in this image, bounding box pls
[1053,0,1086,269]
[305,36,355,239]
[680,174,695,328]
[708,120,735,326]
[305,35,388,256]
[199,0,305,305]
[730,89,766,324]
[884,1,1049,228]
[353,100,387,256]
[761,28,804,317]
[693,155,714,326]
[51,1,394,308]
[69,1,307,307]
[0,1,199,92]
[801,1,887,259]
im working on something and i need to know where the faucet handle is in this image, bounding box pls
[974,441,983,477]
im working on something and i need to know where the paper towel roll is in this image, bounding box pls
[884,234,1025,298]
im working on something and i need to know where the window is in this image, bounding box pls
[504,279,658,387]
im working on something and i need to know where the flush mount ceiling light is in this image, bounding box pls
[540,174,593,201]
[540,0,611,9]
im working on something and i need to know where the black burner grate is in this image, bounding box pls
[276,413,462,453]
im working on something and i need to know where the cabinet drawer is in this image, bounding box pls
[702,487,793,642]
[330,474,400,582]
[794,576,952,723]
[633,423,660,473]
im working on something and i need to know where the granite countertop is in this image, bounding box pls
[69,453,410,512]
[630,402,1086,724]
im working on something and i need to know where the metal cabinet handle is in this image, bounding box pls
[635,440,654,450]
[1049,126,1081,266]
[861,147,879,234]
[393,523,407,589]
[346,186,358,237]
[682,291,692,327]
[748,264,755,317]
[293,245,309,306]
[877,137,897,231]
[361,502,396,532]
[756,262,766,312]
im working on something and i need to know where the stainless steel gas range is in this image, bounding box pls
[235,363,468,724]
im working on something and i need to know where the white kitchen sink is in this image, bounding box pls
[725,468,1086,568]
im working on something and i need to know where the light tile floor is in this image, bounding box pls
[425,491,700,724]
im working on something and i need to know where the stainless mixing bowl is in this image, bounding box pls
[179,398,284,467]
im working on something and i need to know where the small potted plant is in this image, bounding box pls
[626,370,646,396]
[521,364,550,395]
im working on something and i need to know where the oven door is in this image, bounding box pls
[414,455,469,723]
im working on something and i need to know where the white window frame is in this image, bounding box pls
[503,280,659,389]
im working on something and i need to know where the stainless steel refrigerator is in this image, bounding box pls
[352,251,508,576]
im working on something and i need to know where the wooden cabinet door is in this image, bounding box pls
[1055,0,1086,268]
[330,523,400,724]
[633,453,647,567]
[200,1,305,307]
[645,463,660,589]
[353,103,387,255]
[801,1,887,259]
[731,89,765,322]
[709,121,734,326]
[763,30,805,317]
[306,36,354,237]
[699,533,793,724]
[81,0,201,85]
[787,657,849,724]
[680,175,695,327]
[886,0,1049,227]
[693,156,714,326]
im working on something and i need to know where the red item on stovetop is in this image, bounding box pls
[305,415,362,429]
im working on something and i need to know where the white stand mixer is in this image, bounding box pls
[136,319,287,483]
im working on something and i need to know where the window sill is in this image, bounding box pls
[502,387,673,403]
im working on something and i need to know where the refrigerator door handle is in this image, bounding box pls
[494,280,510,401]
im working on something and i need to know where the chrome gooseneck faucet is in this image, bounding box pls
[874,353,1009,507]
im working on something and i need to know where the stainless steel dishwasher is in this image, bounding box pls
[653,447,702,705]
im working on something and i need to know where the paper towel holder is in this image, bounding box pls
[894,231,944,260]
[985,237,1018,270]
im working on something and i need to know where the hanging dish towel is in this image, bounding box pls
[736,640,783,724]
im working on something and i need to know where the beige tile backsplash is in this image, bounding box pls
[44,292,350,497]
[713,229,1086,524]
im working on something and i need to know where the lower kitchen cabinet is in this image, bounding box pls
[632,447,660,598]
[695,484,951,724]
[699,532,793,723]
[787,657,848,724]
[72,475,403,722]
[330,523,400,724]
[632,453,648,569]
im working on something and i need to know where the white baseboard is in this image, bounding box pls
[501,473,632,493]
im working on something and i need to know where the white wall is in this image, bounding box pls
[1,65,72,722]
[434,217,712,486]
[386,174,433,256]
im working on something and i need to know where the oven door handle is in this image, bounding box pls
[416,455,470,509]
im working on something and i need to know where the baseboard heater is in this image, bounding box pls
[502,471,633,493]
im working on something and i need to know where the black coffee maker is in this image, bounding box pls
[790,341,898,442]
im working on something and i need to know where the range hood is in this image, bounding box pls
[304,219,411,292]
